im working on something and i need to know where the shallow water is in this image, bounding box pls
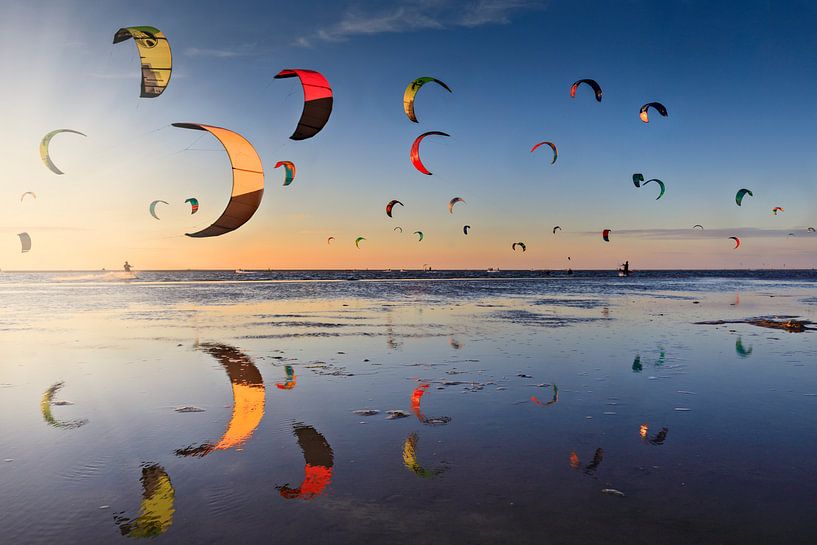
[1,271,816,544]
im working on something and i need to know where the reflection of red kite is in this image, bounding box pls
[411,384,451,425]
[278,424,334,500]
[276,365,296,390]
[531,384,558,407]
[175,344,265,457]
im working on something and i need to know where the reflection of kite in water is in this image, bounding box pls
[113,26,172,98]
[41,381,88,429]
[175,344,265,457]
[114,464,175,538]
[276,365,297,390]
[649,427,669,446]
[411,384,452,425]
[568,448,604,475]
[40,129,86,175]
[735,337,753,358]
[402,433,445,479]
[632,354,642,372]
[277,423,334,500]
[640,423,649,440]
[531,384,558,407]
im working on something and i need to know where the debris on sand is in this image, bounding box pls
[748,319,806,332]
[52,400,74,406]
[386,410,410,419]
[601,488,625,497]
[353,409,380,416]
[175,406,205,413]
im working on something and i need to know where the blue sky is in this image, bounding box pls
[1,0,816,269]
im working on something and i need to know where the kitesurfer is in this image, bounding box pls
[623,261,629,275]
[123,261,132,273]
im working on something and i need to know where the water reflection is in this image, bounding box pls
[736,337,753,358]
[411,384,452,425]
[40,381,88,429]
[569,448,604,476]
[275,365,297,390]
[176,343,265,456]
[277,424,334,500]
[402,433,446,479]
[531,384,558,407]
[632,354,642,373]
[114,464,175,538]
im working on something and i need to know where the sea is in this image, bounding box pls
[1,269,816,544]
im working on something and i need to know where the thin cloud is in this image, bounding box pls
[305,0,545,45]
[184,45,256,58]
[577,228,813,240]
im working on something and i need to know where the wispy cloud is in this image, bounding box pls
[302,0,545,46]
[184,45,256,58]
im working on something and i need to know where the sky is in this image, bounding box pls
[1,0,816,270]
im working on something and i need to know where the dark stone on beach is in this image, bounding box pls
[353,409,379,416]
[386,410,409,419]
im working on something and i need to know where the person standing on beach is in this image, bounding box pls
[623,261,629,275]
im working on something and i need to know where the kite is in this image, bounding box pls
[570,79,603,102]
[729,236,741,249]
[413,230,424,242]
[275,161,296,186]
[185,197,199,214]
[402,433,445,479]
[553,226,561,234]
[276,365,297,390]
[18,232,31,253]
[40,129,86,175]
[512,242,526,252]
[531,141,558,164]
[386,200,403,218]
[393,227,403,233]
[411,384,451,425]
[639,102,668,123]
[355,236,366,248]
[602,229,611,242]
[410,131,450,175]
[643,178,666,200]
[113,26,172,98]
[172,123,264,237]
[149,200,168,220]
[531,384,558,408]
[448,197,465,213]
[463,225,470,235]
[403,77,452,123]
[693,224,704,230]
[275,69,333,140]
[735,188,753,206]
[327,236,335,244]
[20,192,36,202]
[632,173,644,188]
[808,227,816,232]
[772,206,784,215]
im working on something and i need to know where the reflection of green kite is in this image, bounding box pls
[736,337,753,358]
[632,355,642,372]
[41,382,88,429]
[656,349,666,366]
[402,433,445,479]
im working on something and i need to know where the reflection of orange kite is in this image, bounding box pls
[278,424,334,500]
[175,344,265,456]
[411,384,451,425]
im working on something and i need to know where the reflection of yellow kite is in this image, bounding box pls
[402,433,445,479]
[115,464,175,538]
[40,381,87,429]
[175,344,265,456]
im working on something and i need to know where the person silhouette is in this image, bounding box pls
[123,261,132,273]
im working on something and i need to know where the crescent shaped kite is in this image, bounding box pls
[149,200,168,220]
[277,423,334,500]
[40,129,86,175]
[413,230,424,242]
[643,178,666,200]
[115,464,175,538]
[448,197,465,213]
[175,344,265,457]
[275,69,333,140]
[113,26,172,98]
[553,226,561,234]
[735,188,753,206]
[327,236,335,244]
[602,229,611,242]
[411,384,452,425]
[393,226,403,233]
[185,197,199,214]
[410,131,450,175]
[639,102,668,123]
[693,224,704,230]
[18,232,31,253]
[40,381,87,429]
[20,192,36,202]
[355,236,366,248]
[512,242,526,252]
[386,200,403,218]
[772,206,784,215]
[570,79,603,102]
[172,123,264,238]
[632,173,644,188]
[463,225,470,235]
[403,77,452,123]
[531,141,558,164]
[275,161,296,186]
[729,236,741,249]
